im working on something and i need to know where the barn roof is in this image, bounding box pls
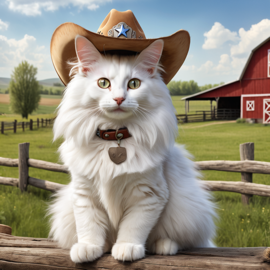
[182,36,270,101]
[181,80,238,100]
[239,36,270,80]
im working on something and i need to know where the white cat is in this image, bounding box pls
[48,35,217,263]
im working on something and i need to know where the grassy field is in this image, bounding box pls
[171,96,216,114]
[0,95,212,120]
[0,104,57,120]
[0,122,269,246]
[0,85,64,93]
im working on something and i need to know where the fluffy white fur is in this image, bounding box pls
[48,36,217,263]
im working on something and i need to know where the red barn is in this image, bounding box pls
[182,37,270,123]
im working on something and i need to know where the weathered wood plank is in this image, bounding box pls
[0,235,270,269]
[240,142,254,205]
[0,246,269,269]
[1,156,270,175]
[0,157,19,167]
[196,160,270,174]
[18,143,29,192]
[28,159,68,174]
[0,176,19,187]
[203,181,270,196]
[28,177,65,192]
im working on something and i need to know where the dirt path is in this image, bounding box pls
[182,120,236,129]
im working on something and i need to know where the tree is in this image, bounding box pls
[167,80,200,95]
[9,61,41,119]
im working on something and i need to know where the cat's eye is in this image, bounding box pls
[128,79,141,89]
[98,78,110,89]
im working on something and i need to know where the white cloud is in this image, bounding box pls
[88,3,99,10]
[7,0,111,16]
[0,19,8,31]
[196,19,270,81]
[214,54,231,72]
[198,60,214,72]
[181,65,196,71]
[231,19,270,57]
[202,22,238,50]
[0,34,51,78]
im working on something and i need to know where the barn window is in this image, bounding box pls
[268,49,270,77]
[246,100,255,111]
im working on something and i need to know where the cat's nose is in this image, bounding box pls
[114,97,125,106]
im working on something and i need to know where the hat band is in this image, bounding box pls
[97,22,144,39]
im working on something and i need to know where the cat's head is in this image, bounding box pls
[54,35,177,147]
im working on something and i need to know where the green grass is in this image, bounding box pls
[0,128,69,238]
[176,122,270,247]
[0,85,64,92]
[171,96,217,114]
[0,103,57,119]
[40,94,62,99]
[0,100,269,246]
[0,95,211,117]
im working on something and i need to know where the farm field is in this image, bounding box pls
[0,94,61,106]
[0,84,64,93]
[0,95,213,120]
[0,122,269,247]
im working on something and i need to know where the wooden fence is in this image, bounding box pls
[0,118,54,134]
[0,142,270,205]
[176,109,240,123]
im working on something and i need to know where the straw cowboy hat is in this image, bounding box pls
[50,9,190,85]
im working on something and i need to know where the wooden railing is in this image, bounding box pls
[0,118,54,134]
[176,109,240,123]
[0,142,269,205]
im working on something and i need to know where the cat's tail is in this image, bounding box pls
[47,183,77,249]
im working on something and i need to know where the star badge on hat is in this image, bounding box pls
[116,23,129,37]
[108,22,136,39]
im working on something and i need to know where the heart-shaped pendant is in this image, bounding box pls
[108,147,127,164]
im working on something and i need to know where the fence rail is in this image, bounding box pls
[0,118,54,134]
[0,142,269,205]
[176,109,240,123]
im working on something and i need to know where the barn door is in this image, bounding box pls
[263,99,270,124]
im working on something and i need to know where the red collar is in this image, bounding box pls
[96,127,131,141]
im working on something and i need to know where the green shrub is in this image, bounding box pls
[236,118,246,123]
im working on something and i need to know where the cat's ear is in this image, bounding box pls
[135,39,164,76]
[75,35,101,75]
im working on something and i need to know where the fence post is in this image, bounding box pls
[37,118,39,128]
[240,143,254,205]
[14,120,17,133]
[30,119,33,130]
[1,121,4,134]
[185,114,188,123]
[22,122,24,132]
[18,143,29,192]
[41,118,43,127]
[45,119,48,126]
[203,111,206,121]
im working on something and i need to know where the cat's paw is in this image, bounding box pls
[112,242,145,261]
[150,238,178,255]
[70,243,103,263]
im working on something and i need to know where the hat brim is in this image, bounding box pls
[50,22,190,85]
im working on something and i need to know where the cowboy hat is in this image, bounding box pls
[50,9,190,85]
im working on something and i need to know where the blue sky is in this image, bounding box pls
[0,0,270,85]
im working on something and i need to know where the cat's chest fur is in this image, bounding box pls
[69,143,169,230]
[60,133,169,181]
